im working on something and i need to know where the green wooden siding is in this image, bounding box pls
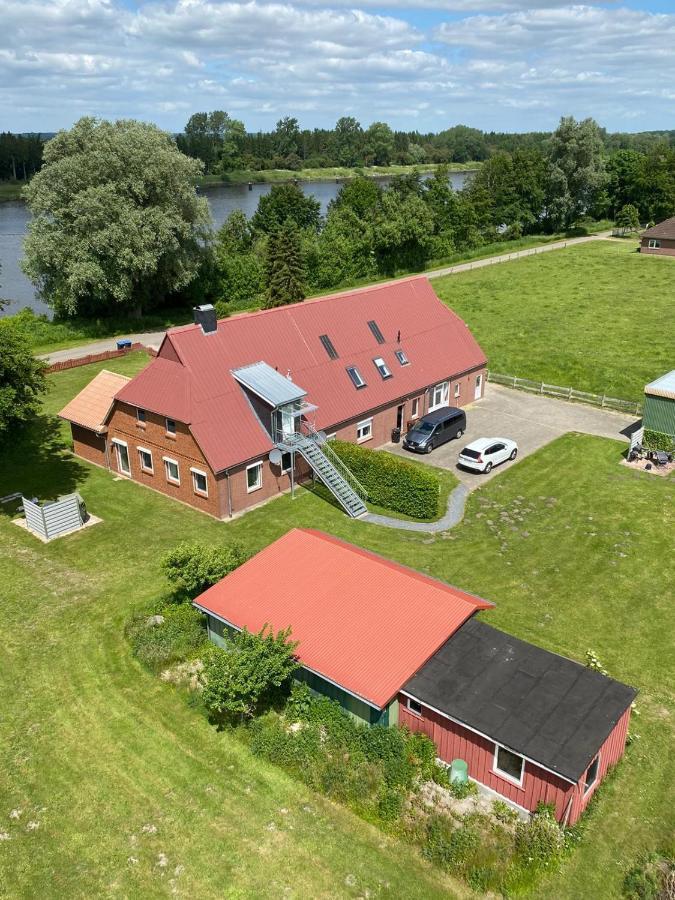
[205,614,395,727]
[644,394,675,437]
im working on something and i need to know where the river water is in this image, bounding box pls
[0,171,470,317]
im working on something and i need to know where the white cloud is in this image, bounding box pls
[0,0,672,133]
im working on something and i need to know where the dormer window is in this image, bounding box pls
[373,357,392,379]
[136,408,146,424]
[346,366,366,389]
[368,320,385,344]
[394,350,409,366]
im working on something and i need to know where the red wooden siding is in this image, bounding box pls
[398,694,632,825]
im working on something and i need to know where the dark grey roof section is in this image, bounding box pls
[231,361,306,408]
[642,216,675,239]
[403,619,637,783]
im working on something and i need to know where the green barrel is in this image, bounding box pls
[450,758,468,784]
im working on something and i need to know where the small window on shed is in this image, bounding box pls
[494,744,524,785]
[346,366,366,389]
[407,697,422,716]
[584,755,600,794]
[395,349,409,366]
[373,357,392,379]
[648,239,661,249]
[319,334,339,360]
[368,320,385,344]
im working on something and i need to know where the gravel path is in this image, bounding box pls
[362,483,471,532]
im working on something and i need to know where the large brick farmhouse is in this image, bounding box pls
[194,529,637,826]
[60,277,487,519]
[640,217,675,256]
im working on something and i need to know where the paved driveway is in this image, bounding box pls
[388,383,639,488]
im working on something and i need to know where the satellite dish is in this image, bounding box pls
[315,431,327,445]
[269,449,283,466]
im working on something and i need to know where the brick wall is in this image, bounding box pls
[71,424,108,467]
[106,402,223,518]
[640,237,675,256]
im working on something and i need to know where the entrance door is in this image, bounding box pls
[280,407,295,439]
[115,441,131,476]
[474,374,482,400]
[396,404,404,430]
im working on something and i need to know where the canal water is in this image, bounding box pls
[0,171,470,317]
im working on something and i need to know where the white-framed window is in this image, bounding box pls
[411,398,420,419]
[138,446,153,473]
[454,382,461,398]
[136,408,146,424]
[246,461,263,493]
[190,467,208,497]
[356,418,373,443]
[407,697,422,716]
[429,381,449,412]
[112,438,131,477]
[163,456,180,485]
[373,357,392,379]
[165,418,176,436]
[648,239,661,249]
[325,432,337,442]
[493,744,525,787]
[584,755,600,794]
[395,349,409,366]
[346,366,366,389]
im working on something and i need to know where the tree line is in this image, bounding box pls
[16,115,675,321]
[0,133,43,181]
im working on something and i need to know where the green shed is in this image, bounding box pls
[643,371,675,441]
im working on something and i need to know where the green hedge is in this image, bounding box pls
[643,429,675,453]
[330,440,440,519]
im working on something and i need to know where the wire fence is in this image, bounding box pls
[487,371,642,416]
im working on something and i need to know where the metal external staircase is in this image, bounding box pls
[279,431,368,519]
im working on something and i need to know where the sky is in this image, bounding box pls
[1,0,674,135]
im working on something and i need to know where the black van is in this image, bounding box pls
[402,407,466,454]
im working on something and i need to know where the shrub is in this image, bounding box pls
[161,541,250,599]
[423,814,480,871]
[200,625,299,720]
[492,800,520,825]
[623,852,675,900]
[330,440,439,519]
[643,429,675,453]
[514,803,565,868]
[125,602,208,672]
[448,778,478,800]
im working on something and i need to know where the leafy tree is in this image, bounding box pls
[161,541,250,599]
[214,211,264,308]
[364,122,395,166]
[22,118,211,318]
[371,190,434,274]
[0,319,47,443]
[331,116,363,166]
[329,176,381,218]
[273,117,301,158]
[615,203,641,232]
[467,149,546,233]
[264,221,306,307]
[635,143,675,223]
[251,183,321,234]
[436,125,488,163]
[178,110,245,174]
[607,149,643,216]
[200,625,300,719]
[544,116,609,230]
[312,207,376,289]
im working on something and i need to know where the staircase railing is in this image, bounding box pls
[297,421,369,504]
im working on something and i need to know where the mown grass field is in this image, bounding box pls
[0,354,673,898]
[434,239,675,402]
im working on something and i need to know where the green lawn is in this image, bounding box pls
[1,357,673,898]
[434,240,675,402]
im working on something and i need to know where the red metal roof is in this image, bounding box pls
[115,277,487,472]
[192,528,493,709]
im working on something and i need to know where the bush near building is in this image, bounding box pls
[331,440,439,519]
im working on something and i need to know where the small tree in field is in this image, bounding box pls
[161,542,249,599]
[615,203,640,233]
[264,222,306,308]
[200,626,300,719]
[0,320,47,443]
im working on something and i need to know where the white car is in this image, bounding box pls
[457,437,518,473]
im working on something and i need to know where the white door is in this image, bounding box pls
[115,442,131,476]
[474,374,482,400]
[281,407,294,438]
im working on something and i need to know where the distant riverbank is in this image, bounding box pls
[198,162,480,189]
[0,181,27,202]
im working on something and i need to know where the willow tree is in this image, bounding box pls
[22,117,211,317]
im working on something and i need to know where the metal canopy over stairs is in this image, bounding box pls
[279,431,368,519]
